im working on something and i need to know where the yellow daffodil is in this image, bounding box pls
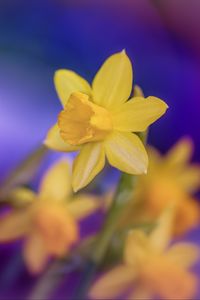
[44,51,168,191]
[133,138,200,236]
[90,211,199,300]
[0,159,99,274]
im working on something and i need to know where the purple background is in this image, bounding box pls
[0,0,200,299]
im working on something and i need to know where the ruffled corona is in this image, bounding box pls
[58,92,113,145]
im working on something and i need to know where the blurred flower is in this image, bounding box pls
[90,210,199,300]
[136,138,200,236]
[45,51,168,192]
[0,159,99,273]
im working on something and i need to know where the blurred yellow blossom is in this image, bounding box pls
[44,51,168,191]
[0,159,99,274]
[90,210,199,300]
[137,138,200,236]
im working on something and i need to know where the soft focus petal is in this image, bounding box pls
[72,143,105,192]
[149,208,174,253]
[23,231,49,274]
[133,85,144,97]
[165,138,194,168]
[39,158,72,201]
[54,69,91,107]
[68,195,100,219]
[105,132,148,174]
[92,51,132,109]
[9,187,35,206]
[124,230,150,267]
[174,198,200,236]
[128,285,153,300]
[89,265,135,299]
[178,165,200,192]
[167,243,199,269]
[0,211,30,241]
[147,146,162,172]
[143,257,198,300]
[44,123,80,152]
[35,205,78,256]
[112,96,168,132]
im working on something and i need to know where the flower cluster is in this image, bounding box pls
[0,51,199,300]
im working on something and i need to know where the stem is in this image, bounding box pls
[28,256,81,300]
[74,173,137,299]
[74,130,148,299]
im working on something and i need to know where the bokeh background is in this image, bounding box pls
[0,0,200,299]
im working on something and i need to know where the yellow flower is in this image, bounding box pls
[90,211,199,300]
[135,138,200,236]
[44,51,168,191]
[0,159,99,274]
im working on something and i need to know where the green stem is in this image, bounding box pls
[74,131,148,299]
[74,173,137,299]
[27,257,81,300]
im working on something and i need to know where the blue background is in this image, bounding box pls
[0,0,200,298]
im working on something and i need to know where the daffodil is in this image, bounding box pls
[0,159,99,274]
[90,211,199,300]
[130,138,200,236]
[44,51,168,191]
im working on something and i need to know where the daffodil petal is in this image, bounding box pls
[147,146,162,172]
[105,132,148,174]
[9,187,36,206]
[112,96,168,132]
[133,85,144,97]
[54,69,91,107]
[128,285,153,300]
[72,143,105,192]
[23,231,49,274]
[166,243,199,269]
[89,265,135,299]
[177,165,200,192]
[165,138,193,167]
[44,123,80,152]
[149,208,174,253]
[39,158,72,201]
[124,230,150,267]
[68,195,100,219]
[0,211,30,241]
[92,51,133,109]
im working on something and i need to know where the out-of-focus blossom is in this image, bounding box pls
[45,51,168,192]
[120,138,200,236]
[90,210,199,300]
[0,159,99,273]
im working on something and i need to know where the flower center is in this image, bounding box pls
[58,92,113,145]
[140,257,196,299]
[34,203,78,256]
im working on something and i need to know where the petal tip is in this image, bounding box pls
[54,69,62,81]
[72,184,79,193]
[43,138,51,148]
